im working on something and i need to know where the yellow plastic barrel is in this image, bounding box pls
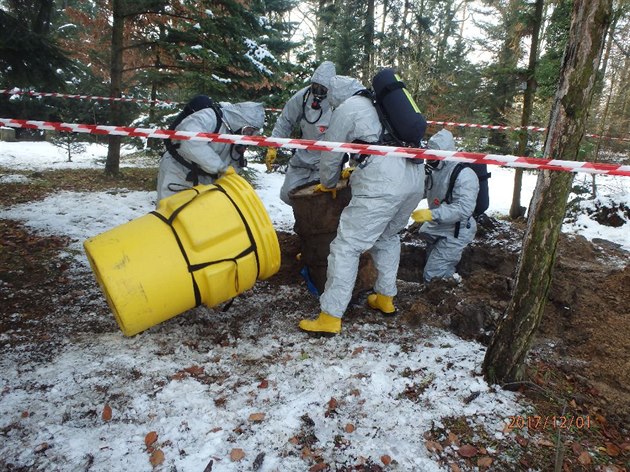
[83,173,280,336]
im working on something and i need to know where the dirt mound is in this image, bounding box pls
[406,217,630,422]
[273,215,630,422]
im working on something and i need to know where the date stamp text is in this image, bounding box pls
[507,415,591,430]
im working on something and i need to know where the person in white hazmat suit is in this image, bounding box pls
[411,129,480,282]
[265,61,337,204]
[298,75,425,335]
[157,100,265,203]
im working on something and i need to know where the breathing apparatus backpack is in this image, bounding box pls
[164,95,223,185]
[371,68,427,147]
[444,163,492,217]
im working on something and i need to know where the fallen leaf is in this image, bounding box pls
[577,451,591,466]
[257,379,268,389]
[515,435,529,447]
[601,466,622,472]
[448,432,460,446]
[477,456,493,468]
[463,391,480,404]
[184,365,204,376]
[253,452,265,470]
[381,455,392,465]
[21,411,29,418]
[571,442,583,455]
[352,347,364,356]
[288,436,299,445]
[149,449,164,467]
[34,443,49,453]
[230,448,245,461]
[301,447,312,459]
[248,413,265,423]
[605,442,621,457]
[449,463,462,472]
[145,431,158,449]
[587,387,600,397]
[325,397,338,417]
[458,444,477,458]
[102,404,112,422]
[536,438,555,447]
[601,425,619,440]
[309,463,328,472]
[345,423,355,433]
[425,440,443,453]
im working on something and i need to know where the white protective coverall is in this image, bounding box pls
[271,61,336,204]
[318,76,425,319]
[157,101,265,202]
[420,129,480,282]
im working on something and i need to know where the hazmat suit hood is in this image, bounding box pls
[311,61,336,89]
[328,75,365,109]
[428,129,456,151]
[220,101,265,133]
[426,129,456,171]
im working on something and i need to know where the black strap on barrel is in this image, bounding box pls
[150,184,260,307]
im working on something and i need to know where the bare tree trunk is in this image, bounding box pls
[105,0,124,176]
[510,0,544,219]
[362,0,375,82]
[315,0,332,62]
[588,7,620,197]
[483,0,613,385]
[592,72,615,197]
[488,0,524,154]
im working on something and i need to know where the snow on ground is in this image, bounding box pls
[0,141,628,471]
[0,140,143,171]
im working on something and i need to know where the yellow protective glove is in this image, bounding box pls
[223,166,236,176]
[341,167,355,180]
[265,148,277,172]
[411,208,433,223]
[314,183,337,199]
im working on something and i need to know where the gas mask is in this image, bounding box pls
[425,159,441,174]
[231,126,259,166]
[310,83,328,110]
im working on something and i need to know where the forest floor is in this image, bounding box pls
[1,167,629,471]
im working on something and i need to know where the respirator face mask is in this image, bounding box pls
[425,159,442,174]
[310,83,328,110]
[232,126,259,163]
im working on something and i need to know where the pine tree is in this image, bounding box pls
[0,3,77,135]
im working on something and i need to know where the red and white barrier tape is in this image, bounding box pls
[427,120,630,143]
[1,89,284,112]
[1,117,629,177]
[4,88,628,142]
[1,89,179,106]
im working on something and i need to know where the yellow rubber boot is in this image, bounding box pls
[299,312,341,334]
[367,293,397,316]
